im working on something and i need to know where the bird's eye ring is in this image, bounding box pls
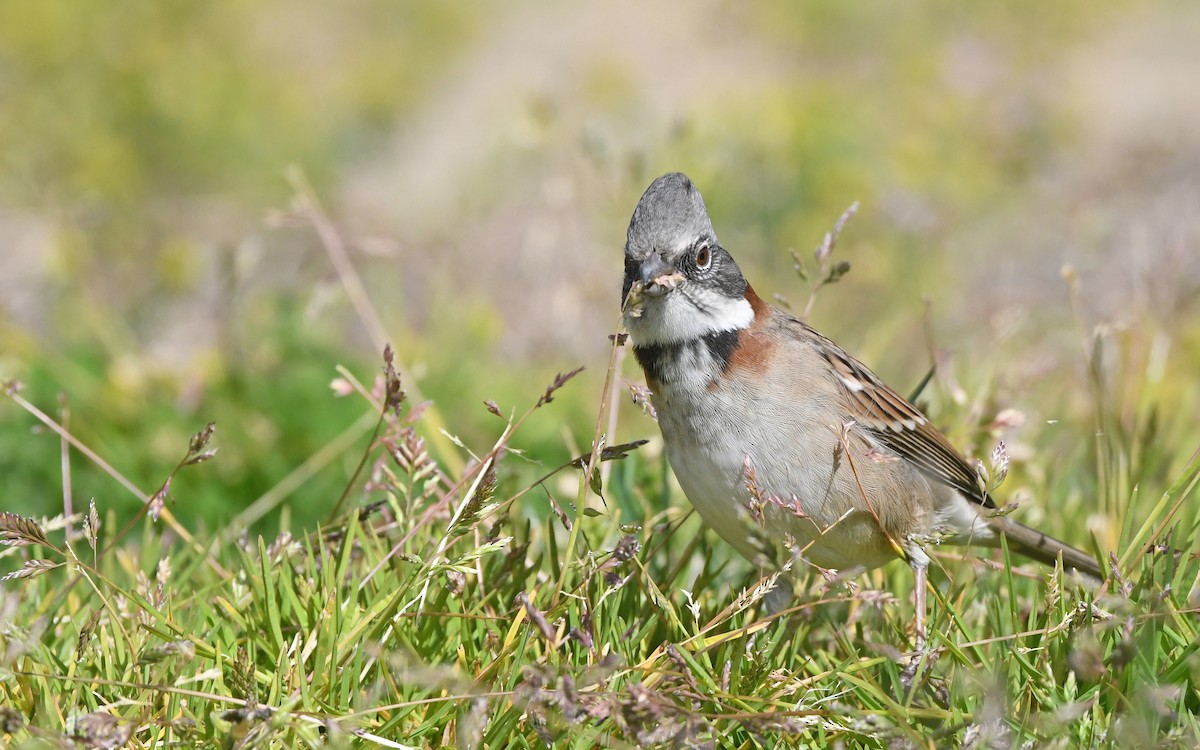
[695,245,711,269]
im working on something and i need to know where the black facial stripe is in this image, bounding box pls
[709,247,748,298]
[621,255,639,304]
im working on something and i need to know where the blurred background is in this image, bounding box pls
[1,0,1197,532]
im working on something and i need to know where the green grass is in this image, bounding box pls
[3,279,1199,748]
[3,2,1198,745]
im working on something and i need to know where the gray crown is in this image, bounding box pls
[625,172,716,261]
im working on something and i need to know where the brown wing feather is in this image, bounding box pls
[805,323,994,508]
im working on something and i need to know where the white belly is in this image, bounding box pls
[656,383,901,572]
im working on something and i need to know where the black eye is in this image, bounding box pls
[695,245,711,269]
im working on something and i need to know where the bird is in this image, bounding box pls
[620,172,1103,648]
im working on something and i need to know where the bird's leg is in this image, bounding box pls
[912,561,928,652]
[899,560,933,696]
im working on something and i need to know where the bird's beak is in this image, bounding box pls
[639,253,682,297]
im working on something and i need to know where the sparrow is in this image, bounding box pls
[621,172,1102,647]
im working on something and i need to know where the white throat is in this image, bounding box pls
[624,286,754,346]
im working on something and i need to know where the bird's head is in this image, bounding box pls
[622,172,752,346]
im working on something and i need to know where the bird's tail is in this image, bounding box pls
[988,516,1104,582]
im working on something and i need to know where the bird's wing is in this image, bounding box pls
[805,324,995,508]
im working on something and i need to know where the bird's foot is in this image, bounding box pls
[899,641,939,698]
